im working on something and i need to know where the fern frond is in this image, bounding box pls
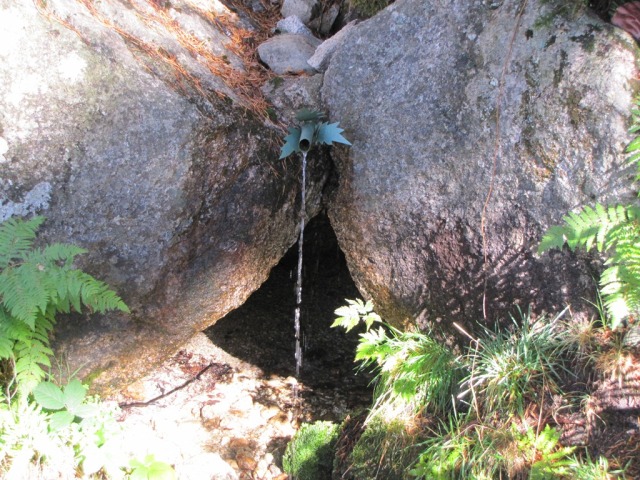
[600,261,640,327]
[0,308,15,360]
[0,216,129,397]
[68,270,130,314]
[41,243,86,266]
[538,204,638,255]
[13,339,52,396]
[0,262,55,329]
[0,216,45,268]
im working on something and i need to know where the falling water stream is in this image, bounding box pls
[294,151,307,378]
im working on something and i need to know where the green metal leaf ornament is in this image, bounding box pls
[316,122,352,146]
[279,127,302,159]
[279,109,351,159]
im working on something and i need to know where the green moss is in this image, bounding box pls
[553,50,568,88]
[566,87,586,126]
[570,31,596,53]
[348,0,391,18]
[534,0,588,29]
[347,416,422,480]
[270,76,284,89]
[283,421,339,480]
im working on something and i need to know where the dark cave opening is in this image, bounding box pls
[204,213,373,419]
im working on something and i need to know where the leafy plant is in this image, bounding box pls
[283,421,339,480]
[129,454,177,480]
[411,414,507,480]
[573,454,626,479]
[522,425,576,479]
[411,421,576,480]
[333,299,465,417]
[279,109,351,159]
[348,415,422,480]
[0,216,129,397]
[539,100,640,329]
[33,378,98,431]
[0,216,175,478]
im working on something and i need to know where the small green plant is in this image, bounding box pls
[573,454,626,479]
[283,421,339,480]
[33,378,98,430]
[411,421,576,480]
[0,216,175,478]
[0,216,129,397]
[539,100,640,329]
[459,309,569,416]
[129,454,177,480]
[279,109,351,159]
[522,425,576,479]
[348,414,422,480]
[332,299,466,417]
[334,301,582,479]
[411,414,507,480]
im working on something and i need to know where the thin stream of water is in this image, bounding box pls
[293,151,307,378]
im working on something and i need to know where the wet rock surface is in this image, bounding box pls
[205,214,373,419]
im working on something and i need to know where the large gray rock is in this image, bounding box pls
[261,74,324,124]
[0,1,328,394]
[308,21,358,72]
[281,0,320,25]
[323,0,639,333]
[258,33,321,74]
[276,15,315,38]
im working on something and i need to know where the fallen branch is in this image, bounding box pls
[119,362,231,408]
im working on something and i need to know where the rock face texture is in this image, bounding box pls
[323,0,639,332]
[257,33,321,74]
[0,1,327,394]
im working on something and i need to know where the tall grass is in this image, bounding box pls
[460,310,570,416]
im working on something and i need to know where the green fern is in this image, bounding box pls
[539,204,640,327]
[539,101,640,329]
[0,216,129,397]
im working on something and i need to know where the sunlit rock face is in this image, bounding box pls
[323,0,639,335]
[0,0,328,394]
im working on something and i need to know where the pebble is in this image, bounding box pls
[236,453,258,471]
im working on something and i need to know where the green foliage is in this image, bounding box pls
[332,298,381,332]
[283,421,339,480]
[0,216,174,478]
[460,310,569,416]
[411,421,576,480]
[334,301,581,479]
[279,109,351,159]
[573,454,626,479]
[33,379,99,431]
[1,376,176,478]
[539,100,640,329]
[332,300,466,417]
[539,204,640,327]
[0,216,129,396]
[348,415,422,480]
[348,0,391,18]
[522,425,576,479]
[411,415,507,480]
[129,454,177,480]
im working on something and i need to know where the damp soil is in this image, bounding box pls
[205,213,374,422]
